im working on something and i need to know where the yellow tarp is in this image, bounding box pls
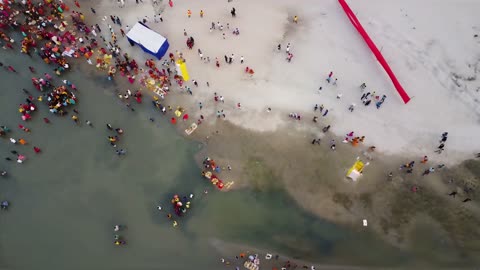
[175,59,190,81]
[347,160,364,179]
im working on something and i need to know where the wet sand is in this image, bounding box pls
[188,118,480,266]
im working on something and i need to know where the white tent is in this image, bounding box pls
[126,22,169,59]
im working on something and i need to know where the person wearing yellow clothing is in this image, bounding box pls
[293,16,298,23]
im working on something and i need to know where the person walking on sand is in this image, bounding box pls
[200,10,204,18]
[187,10,192,18]
[240,56,244,64]
[422,167,435,176]
[322,125,330,133]
[322,109,329,117]
[440,134,448,143]
[293,16,298,23]
[435,143,445,154]
[326,71,333,83]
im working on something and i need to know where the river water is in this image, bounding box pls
[0,19,474,270]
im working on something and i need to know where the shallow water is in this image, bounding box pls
[0,44,407,269]
[1,28,477,269]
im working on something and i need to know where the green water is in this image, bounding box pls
[0,41,458,269]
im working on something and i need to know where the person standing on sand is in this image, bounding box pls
[293,16,298,23]
[348,104,355,112]
[240,56,244,64]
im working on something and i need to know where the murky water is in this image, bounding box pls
[0,29,477,270]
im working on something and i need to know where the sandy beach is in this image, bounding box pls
[0,0,479,269]
[99,0,480,165]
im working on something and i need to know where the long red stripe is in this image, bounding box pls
[338,0,411,104]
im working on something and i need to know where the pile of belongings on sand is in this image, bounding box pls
[201,157,224,190]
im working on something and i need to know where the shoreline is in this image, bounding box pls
[47,0,480,263]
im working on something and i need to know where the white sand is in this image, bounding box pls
[93,0,480,165]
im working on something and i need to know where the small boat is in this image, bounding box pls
[185,123,197,135]
[244,260,259,270]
